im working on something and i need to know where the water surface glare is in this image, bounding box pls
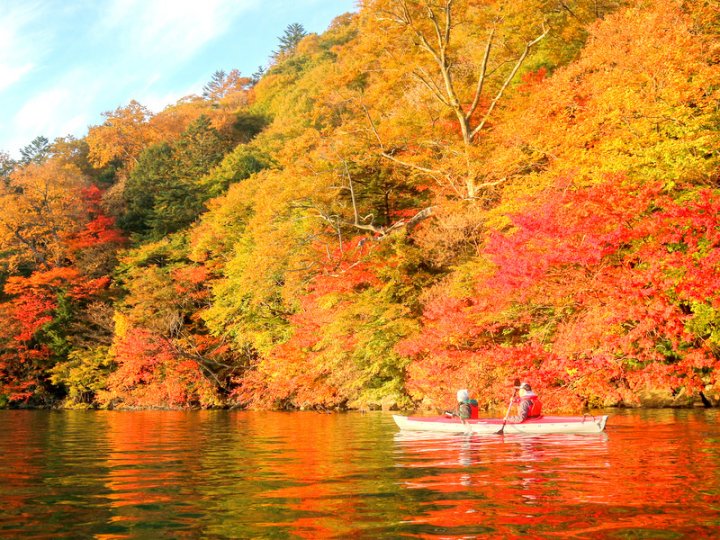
[0,409,718,538]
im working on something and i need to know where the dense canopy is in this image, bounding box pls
[1,0,719,413]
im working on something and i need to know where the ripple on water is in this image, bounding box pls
[0,409,719,538]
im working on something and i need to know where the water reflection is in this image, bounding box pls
[102,411,210,537]
[391,410,720,538]
[0,409,719,538]
[392,432,611,537]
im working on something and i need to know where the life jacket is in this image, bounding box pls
[520,394,542,418]
[458,399,479,419]
[468,399,479,419]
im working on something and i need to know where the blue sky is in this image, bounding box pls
[0,0,357,158]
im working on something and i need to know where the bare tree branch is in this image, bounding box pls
[466,24,496,122]
[470,25,549,141]
[406,205,436,233]
[361,102,450,181]
[558,0,583,22]
[412,68,452,106]
[368,3,550,200]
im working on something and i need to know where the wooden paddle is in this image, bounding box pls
[496,378,521,435]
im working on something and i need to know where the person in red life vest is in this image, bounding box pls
[509,382,542,422]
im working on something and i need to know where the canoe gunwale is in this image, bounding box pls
[393,414,608,435]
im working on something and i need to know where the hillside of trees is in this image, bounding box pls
[1,0,718,412]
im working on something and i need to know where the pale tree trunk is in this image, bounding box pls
[376,0,548,199]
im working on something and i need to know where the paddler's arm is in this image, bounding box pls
[507,399,531,423]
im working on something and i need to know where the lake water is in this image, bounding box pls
[0,408,718,538]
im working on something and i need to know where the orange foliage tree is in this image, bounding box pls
[399,0,720,412]
[233,236,422,410]
[86,100,162,172]
[4,0,719,412]
[99,237,228,408]
[0,158,87,270]
[0,152,124,406]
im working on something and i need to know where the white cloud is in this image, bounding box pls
[15,87,74,136]
[100,0,260,62]
[8,67,103,153]
[0,1,47,93]
[0,64,35,93]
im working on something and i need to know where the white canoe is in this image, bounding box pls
[393,414,608,435]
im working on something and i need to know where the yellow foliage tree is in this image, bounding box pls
[86,100,161,171]
[0,158,87,270]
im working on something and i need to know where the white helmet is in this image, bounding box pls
[456,389,469,402]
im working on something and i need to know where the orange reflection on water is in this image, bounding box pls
[101,410,208,537]
[2,409,719,538]
[394,411,720,538]
[0,412,45,518]
[395,433,613,536]
[104,412,179,507]
[245,412,361,539]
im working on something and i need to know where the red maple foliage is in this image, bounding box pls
[402,177,720,411]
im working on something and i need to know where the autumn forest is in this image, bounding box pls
[0,0,718,413]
